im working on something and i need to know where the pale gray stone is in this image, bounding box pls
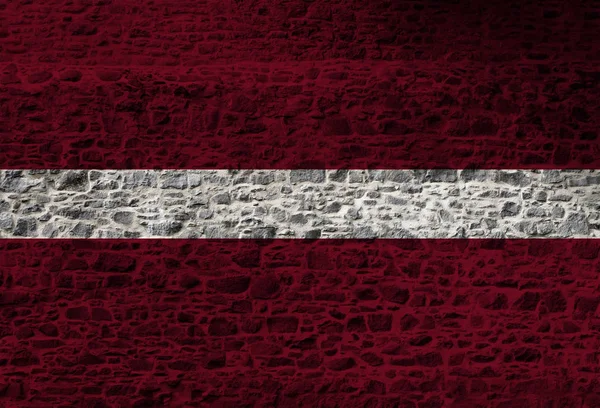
[147,221,183,236]
[55,171,88,191]
[0,171,43,193]
[113,211,134,225]
[328,170,348,182]
[501,202,521,218]
[250,227,277,239]
[429,170,458,183]
[123,172,157,189]
[13,218,37,237]
[160,172,188,189]
[460,169,489,182]
[212,193,231,205]
[70,222,95,238]
[252,173,275,185]
[495,171,531,187]
[290,170,326,183]
[0,170,598,238]
[559,213,590,235]
[0,213,13,230]
[303,229,322,239]
[383,171,413,184]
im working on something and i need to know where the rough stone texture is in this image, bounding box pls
[0,1,599,169]
[0,239,599,407]
[0,170,598,238]
[2,1,600,407]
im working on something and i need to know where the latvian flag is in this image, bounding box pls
[1,1,600,407]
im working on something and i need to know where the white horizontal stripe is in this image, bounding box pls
[0,170,598,238]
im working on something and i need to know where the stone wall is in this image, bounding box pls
[1,169,598,238]
[1,1,598,169]
[1,239,599,407]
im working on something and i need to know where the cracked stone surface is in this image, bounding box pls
[0,169,598,238]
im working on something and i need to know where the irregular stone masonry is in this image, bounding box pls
[0,169,598,238]
[2,61,599,169]
[4,0,596,65]
[1,239,599,407]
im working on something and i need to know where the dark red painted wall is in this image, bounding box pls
[1,0,599,169]
[1,239,599,407]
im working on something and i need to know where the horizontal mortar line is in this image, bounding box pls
[0,169,598,239]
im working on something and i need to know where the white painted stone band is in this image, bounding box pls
[0,169,598,238]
